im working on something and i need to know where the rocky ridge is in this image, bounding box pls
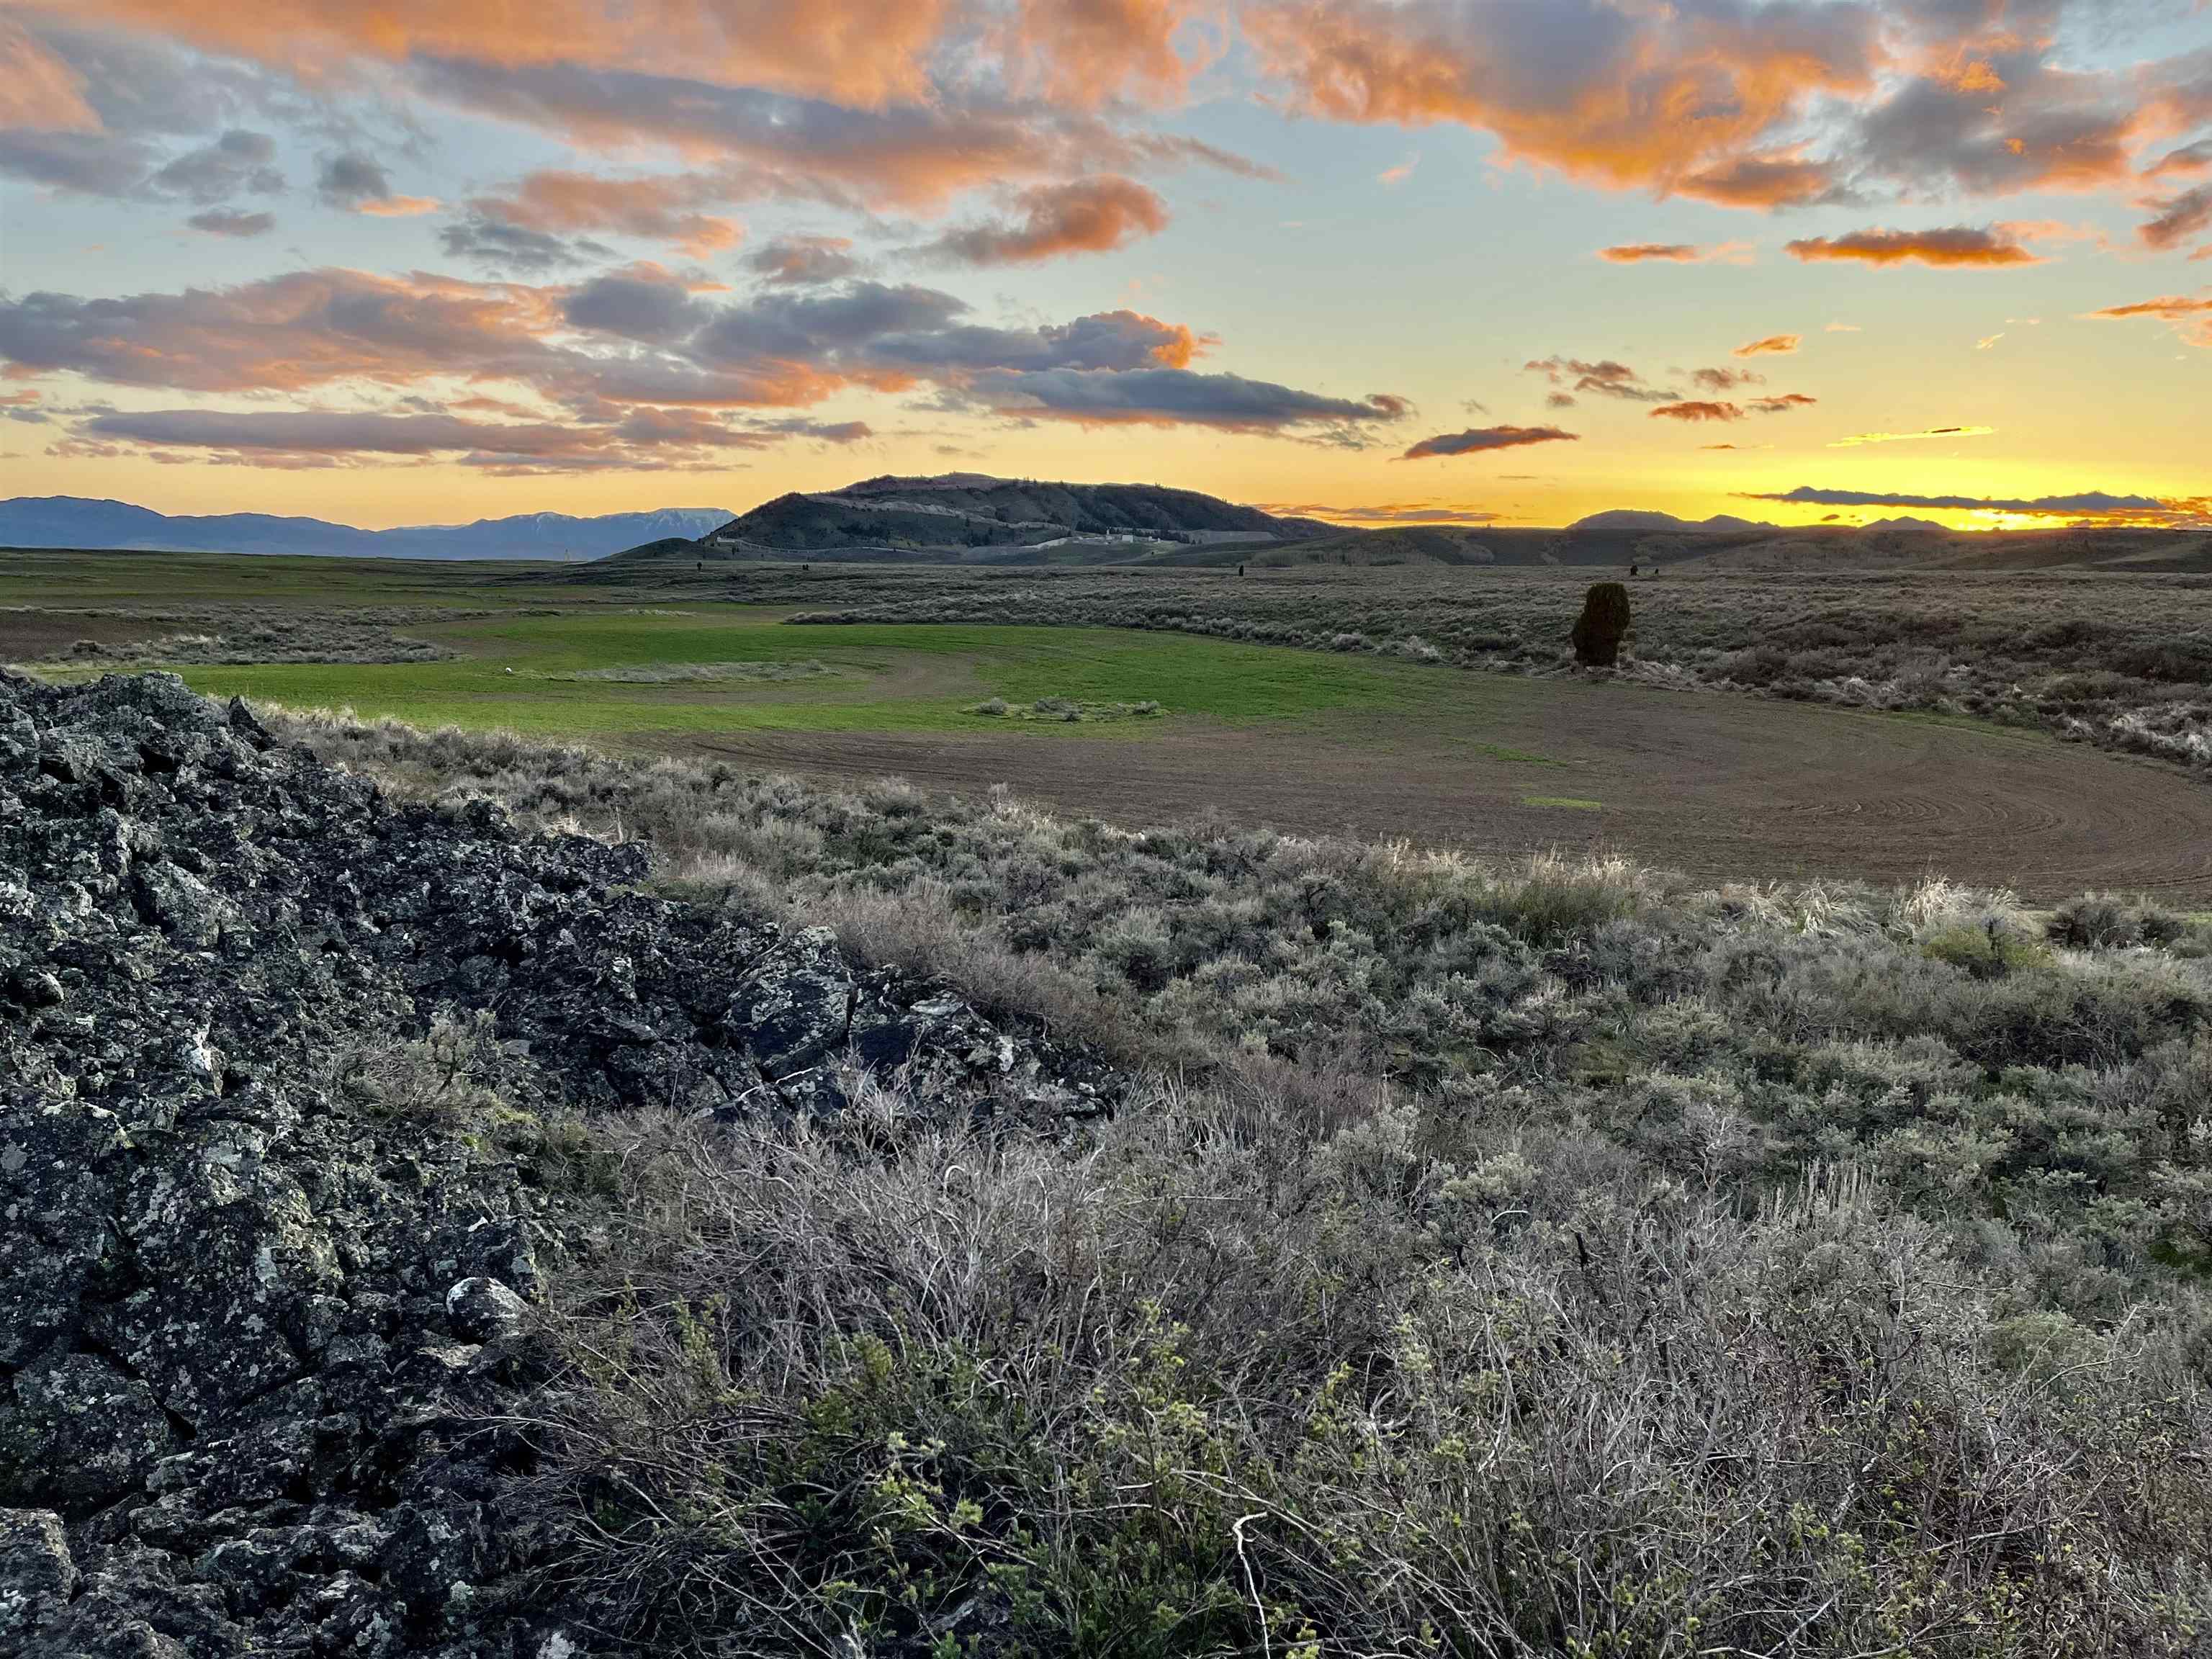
[0,670,1107,1655]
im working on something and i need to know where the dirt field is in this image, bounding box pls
[678,674,2212,902]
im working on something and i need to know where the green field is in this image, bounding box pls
[0,552,1491,744]
[171,613,1470,737]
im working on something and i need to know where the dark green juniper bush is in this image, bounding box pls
[1570,581,1632,666]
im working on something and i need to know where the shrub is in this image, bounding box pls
[2051,891,2192,949]
[1570,580,1632,667]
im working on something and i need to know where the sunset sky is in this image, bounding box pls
[1,0,2206,532]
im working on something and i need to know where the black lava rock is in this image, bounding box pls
[0,670,1112,1655]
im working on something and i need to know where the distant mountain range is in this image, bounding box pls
[1568,508,1952,534]
[0,497,734,560]
[1568,511,1776,531]
[9,488,2198,574]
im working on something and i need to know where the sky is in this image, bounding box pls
[0,0,2206,532]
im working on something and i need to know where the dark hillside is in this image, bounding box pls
[637,474,1333,562]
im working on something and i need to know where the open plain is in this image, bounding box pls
[6,549,2211,900]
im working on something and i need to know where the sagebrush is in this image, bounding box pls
[284,708,2212,1656]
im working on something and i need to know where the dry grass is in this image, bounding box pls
[276,706,2212,1655]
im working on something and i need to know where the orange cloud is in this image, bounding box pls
[1599,240,1754,264]
[999,0,1208,108]
[29,0,963,110]
[2085,294,2212,348]
[0,17,100,132]
[1241,2,2203,224]
[1650,400,1743,422]
[1733,333,1799,356]
[1601,243,1697,262]
[471,170,742,256]
[1930,54,2004,96]
[1242,0,1875,199]
[1784,226,2046,267]
[1673,153,1839,207]
[930,176,1169,265]
[356,196,443,218]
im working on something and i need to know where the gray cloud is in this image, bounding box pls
[2141,182,2212,251]
[68,405,776,474]
[1,264,1407,465]
[315,150,391,207]
[1524,355,1675,403]
[186,207,276,236]
[693,281,969,365]
[757,417,873,443]
[1739,485,2188,520]
[153,129,282,203]
[1691,365,1763,391]
[1401,425,1578,459]
[0,130,158,196]
[562,271,711,343]
[0,25,313,200]
[868,308,1197,374]
[747,235,863,284]
[1845,63,2135,197]
[956,367,1407,432]
[439,213,613,271]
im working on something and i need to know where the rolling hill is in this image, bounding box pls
[649,475,1337,562]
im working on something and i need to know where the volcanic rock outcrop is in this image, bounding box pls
[0,670,1105,1656]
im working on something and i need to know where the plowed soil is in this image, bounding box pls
[676,675,2212,902]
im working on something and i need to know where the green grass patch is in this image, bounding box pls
[1521,795,1603,810]
[145,608,1469,740]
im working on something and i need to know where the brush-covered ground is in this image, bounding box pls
[272,705,2212,1657]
